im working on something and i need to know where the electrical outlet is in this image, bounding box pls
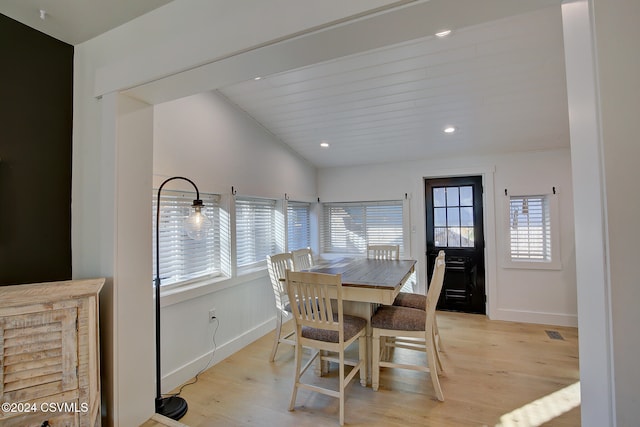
[209,308,217,322]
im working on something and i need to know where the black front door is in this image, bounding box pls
[425,176,485,314]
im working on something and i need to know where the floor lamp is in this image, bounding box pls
[155,176,211,420]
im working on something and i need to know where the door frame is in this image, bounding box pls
[419,166,496,319]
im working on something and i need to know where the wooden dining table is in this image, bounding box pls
[303,257,417,384]
[305,257,416,304]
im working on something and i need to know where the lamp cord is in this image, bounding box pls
[163,317,219,398]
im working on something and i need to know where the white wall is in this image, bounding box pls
[562,1,640,424]
[153,90,316,390]
[72,2,401,425]
[561,2,613,424]
[153,91,316,200]
[318,148,577,326]
[591,0,640,424]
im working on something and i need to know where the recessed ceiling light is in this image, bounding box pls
[254,76,262,81]
[443,126,456,134]
[320,141,330,148]
[435,30,451,38]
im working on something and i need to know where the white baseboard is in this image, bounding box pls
[161,317,276,392]
[491,308,578,327]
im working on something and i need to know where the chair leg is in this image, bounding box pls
[358,334,367,387]
[427,344,444,401]
[381,337,389,361]
[269,311,283,362]
[289,341,303,411]
[432,328,444,375]
[372,332,380,391]
[339,350,345,426]
[314,350,330,376]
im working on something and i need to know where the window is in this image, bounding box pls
[506,193,561,269]
[509,195,550,261]
[322,201,403,255]
[235,197,278,270]
[433,185,475,248]
[287,201,311,251]
[153,190,221,286]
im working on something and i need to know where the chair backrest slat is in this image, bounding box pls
[367,244,400,260]
[267,253,294,311]
[286,271,342,335]
[291,247,314,271]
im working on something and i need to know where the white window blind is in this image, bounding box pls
[287,201,311,251]
[152,190,220,286]
[235,197,277,269]
[509,195,551,261]
[322,201,403,255]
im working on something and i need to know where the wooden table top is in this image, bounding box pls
[306,258,416,290]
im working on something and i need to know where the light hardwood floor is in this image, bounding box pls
[142,311,580,426]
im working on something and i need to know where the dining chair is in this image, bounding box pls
[393,250,446,355]
[370,252,446,400]
[285,270,367,426]
[366,244,400,260]
[291,247,314,271]
[266,252,296,362]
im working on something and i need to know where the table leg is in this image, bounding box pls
[344,300,374,386]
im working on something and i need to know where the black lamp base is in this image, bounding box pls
[156,395,188,420]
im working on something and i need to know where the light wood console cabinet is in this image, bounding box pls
[0,278,104,427]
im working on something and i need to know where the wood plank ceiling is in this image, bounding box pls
[218,6,568,168]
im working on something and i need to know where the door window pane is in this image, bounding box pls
[447,228,461,247]
[434,227,447,247]
[460,186,473,206]
[446,187,459,206]
[434,208,447,226]
[460,227,474,247]
[433,188,446,207]
[432,185,476,248]
[447,207,460,226]
[460,207,474,226]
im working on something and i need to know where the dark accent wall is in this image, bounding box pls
[0,14,73,285]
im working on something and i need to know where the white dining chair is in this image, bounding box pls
[266,252,296,362]
[393,250,446,358]
[291,247,314,271]
[370,251,446,400]
[285,270,367,426]
[366,244,399,260]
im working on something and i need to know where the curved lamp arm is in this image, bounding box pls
[155,176,203,285]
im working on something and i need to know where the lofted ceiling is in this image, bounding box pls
[217,5,569,168]
[2,0,569,169]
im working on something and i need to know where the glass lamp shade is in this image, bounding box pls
[185,202,212,240]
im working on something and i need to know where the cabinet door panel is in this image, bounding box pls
[1,307,78,402]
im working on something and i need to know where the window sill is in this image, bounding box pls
[236,263,268,277]
[159,269,268,308]
[502,260,563,271]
